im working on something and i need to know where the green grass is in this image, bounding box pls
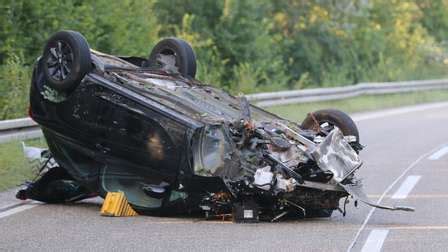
[266,90,448,122]
[0,138,47,191]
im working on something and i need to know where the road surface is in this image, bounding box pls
[1,102,448,251]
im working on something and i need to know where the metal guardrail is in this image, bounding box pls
[2,78,448,143]
[0,118,41,143]
[246,79,448,107]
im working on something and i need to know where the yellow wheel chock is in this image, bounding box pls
[100,191,138,217]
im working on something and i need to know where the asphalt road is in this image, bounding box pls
[1,102,448,251]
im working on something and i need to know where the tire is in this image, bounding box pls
[148,38,197,78]
[301,109,360,144]
[42,30,92,92]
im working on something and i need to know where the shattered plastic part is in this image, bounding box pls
[253,166,274,190]
[41,85,67,103]
[344,135,357,143]
[22,142,57,175]
[275,174,297,192]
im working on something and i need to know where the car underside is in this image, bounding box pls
[17,30,413,222]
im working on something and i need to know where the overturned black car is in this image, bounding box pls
[18,30,413,222]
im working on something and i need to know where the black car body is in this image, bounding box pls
[19,31,413,221]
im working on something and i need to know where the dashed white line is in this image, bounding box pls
[0,203,37,219]
[361,229,389,252]
[391,175,421,199]
[428,146,448,160]
[346,144,445,252]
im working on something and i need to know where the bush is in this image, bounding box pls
[0,53,30,119]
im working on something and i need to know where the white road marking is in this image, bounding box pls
[428,146,448,160]
[361,229,389,252]
[351,102,448,122]
[0,203,37,219]
[0,202,24,212]
[346,144,445,252]
[391,175,421,199]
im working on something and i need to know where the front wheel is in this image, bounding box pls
[42,30,92,92]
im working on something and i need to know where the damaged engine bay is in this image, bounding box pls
[18,30,414,222]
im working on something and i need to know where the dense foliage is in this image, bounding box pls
[1,0,448,119]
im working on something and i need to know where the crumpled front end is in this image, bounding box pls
[193,117,413,222]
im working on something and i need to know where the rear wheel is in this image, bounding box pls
[301,109,362,151]
[42,30,92,92]
[147,38,197,78]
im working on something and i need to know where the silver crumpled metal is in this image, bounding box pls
[311,128,362,182]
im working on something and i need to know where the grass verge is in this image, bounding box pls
[266,89,448,122]
[0,138,47,191]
